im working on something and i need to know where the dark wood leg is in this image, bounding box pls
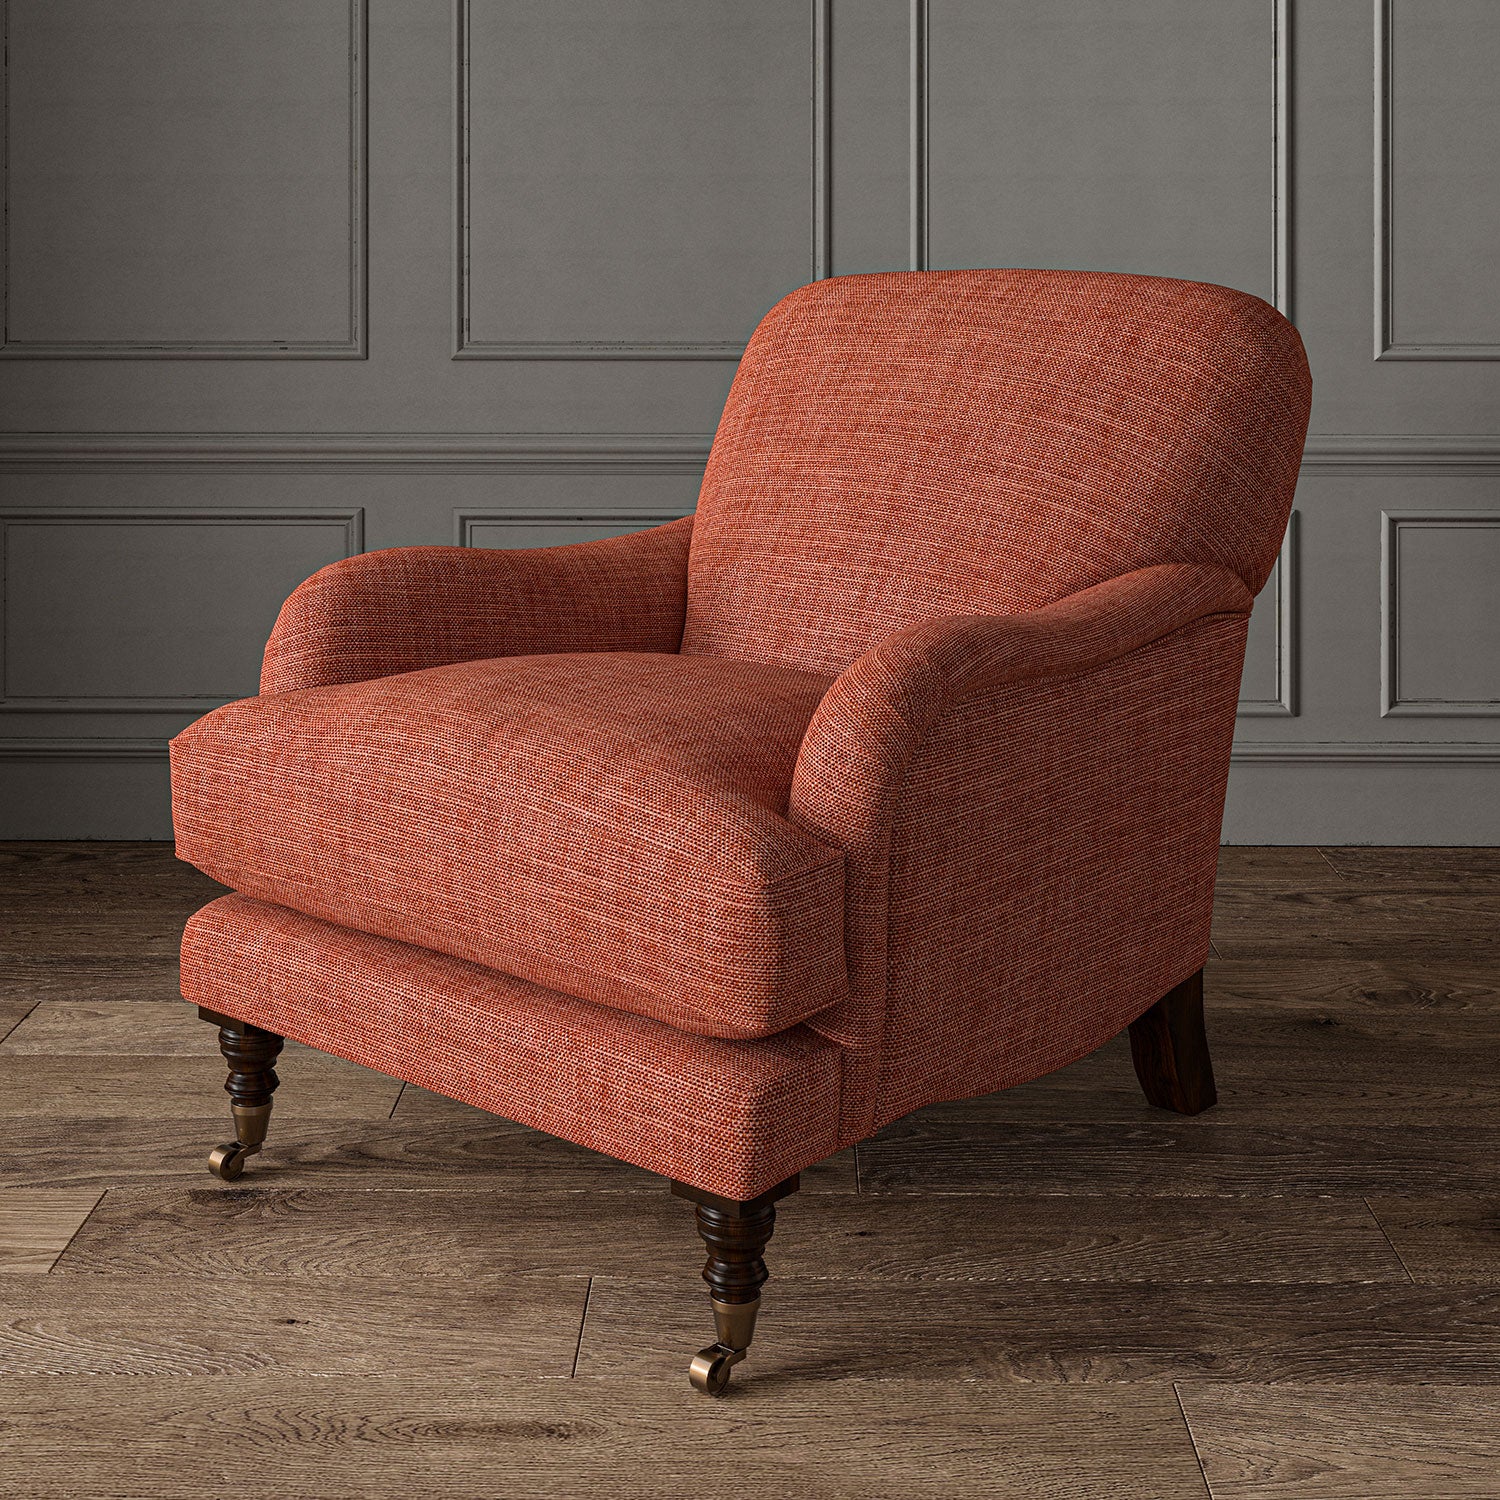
[670,1174,798,1395]
[199,1005,284,1181]
[1127,968,1217,1115]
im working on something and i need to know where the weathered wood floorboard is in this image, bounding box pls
[856,1118,1500,1197]
[1363,1196,1500,1284]
[52,1185,1408,1285]
[0,1275,585,1378]
[1178,1383,1500,1498]
[0,1189,104,1273]
[0,1377,1210,1500]
[578,1277,1500,1385]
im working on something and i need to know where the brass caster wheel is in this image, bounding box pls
[208,1142,249,1181]
[688,1342,744,1396]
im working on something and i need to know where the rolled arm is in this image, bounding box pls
[261,514,693,694]
[789,563,1256,1139]
[790,563,1253,853]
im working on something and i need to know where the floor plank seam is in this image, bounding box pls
[570,1276,592,1378]
[0,1002,39,1047]
[1363,1196,1418,1286]
[40,1188,106,1276]
[1171,1381,1216,1500]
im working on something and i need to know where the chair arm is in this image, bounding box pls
[790,563,1253,853]
[788,562,1255,1138]
[260,515,693,694]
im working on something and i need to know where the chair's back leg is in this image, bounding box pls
[1127,968,1217,1115]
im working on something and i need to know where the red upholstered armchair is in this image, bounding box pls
[171,269,1310,1394]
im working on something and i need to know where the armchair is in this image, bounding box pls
[171,268,1310,1394]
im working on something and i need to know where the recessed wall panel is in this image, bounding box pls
[1,0,365,357]
[1378,0,1500,358]
[458,0,820,357]
[924,0,1273,299]
[1383,511,1500,715]
[1238,520,1296,716]
[0,511,360,709]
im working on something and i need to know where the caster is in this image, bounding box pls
[688,1342,744,1396]
[208,1141,250,1181]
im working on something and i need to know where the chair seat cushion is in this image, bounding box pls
[171,651,847,1039]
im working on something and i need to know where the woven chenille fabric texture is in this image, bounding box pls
[174,268,1311,1198]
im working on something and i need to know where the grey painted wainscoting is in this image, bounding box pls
[0,0,1496,841]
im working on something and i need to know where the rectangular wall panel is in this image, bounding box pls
[1377,0,1500,358]
[1,0,366,358]
[0,510,361,711]
[920,0,1276,300]
[1237,518,1297,717]
[457,0,825,357]
[1381,510,1500,716]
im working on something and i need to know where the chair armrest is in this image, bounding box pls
[788,562,1255,1139]
[260,515,693,694]
[790,563,1253,853]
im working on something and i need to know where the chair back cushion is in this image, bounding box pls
[681,269,1310,675]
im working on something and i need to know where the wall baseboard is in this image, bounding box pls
[1222,759,1500,844]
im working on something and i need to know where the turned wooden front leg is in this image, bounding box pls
[1127,968,1217,1115]
[671,1175,798,1394]
[199,1006,284,1180]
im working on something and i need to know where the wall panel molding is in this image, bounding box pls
[0,432,715,473]
[1300,436,1500,473]
[1237,511,1298,717]
[0,507,363,712]
[909,0,1292,315]
[453,0,830,360]
[0,0,368,360]
[1272,0,1292,318]
[1375,0,1500,360]
[0,737,166,761]
[7,432,1500,473]
[456,511,687,547]
[1231,742,1500,763]
[1380,508,1500,717]
[909,0,929,271]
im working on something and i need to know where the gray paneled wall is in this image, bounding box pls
[1,0,1496,841]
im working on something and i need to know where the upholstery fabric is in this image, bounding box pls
[788,568,1255,1138]
[174,268,1312,1192]
[872,611,1248,1126]
[173,650,846,1041]
[263,515,693,696]
[684,269,1309,676]
[181,894,844,1199]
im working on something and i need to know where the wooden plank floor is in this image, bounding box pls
[1,843,1497,1499]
